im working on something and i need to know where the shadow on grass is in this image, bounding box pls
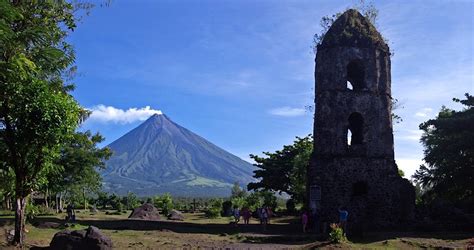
[1,217,473,246]
[348,231,474,244]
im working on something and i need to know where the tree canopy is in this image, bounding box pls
[413,93,474,206]
[0,1,89,245]
[248,135,312,203]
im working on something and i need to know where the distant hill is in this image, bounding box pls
[101,114,255,197]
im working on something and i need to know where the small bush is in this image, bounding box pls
[286,199,296,213]
[26,203,39,221]
[205,199,223,218]
[329,223,346,243]
[37,205,55,216]
[221,200,232,216]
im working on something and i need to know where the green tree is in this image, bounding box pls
[96,191,109,209]
[243,192,262,211]
[248,136,312,203]
[122,192,140,210]
[413,94,474,206]
[45,131,112,210]
[108,193,121,210]
[0,1,88,244]
[154,193,173,216]
[205,198,223,218]
[230,182,247,199]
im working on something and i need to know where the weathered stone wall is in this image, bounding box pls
[309,9,415,231]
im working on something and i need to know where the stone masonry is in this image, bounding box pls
[309,9,415,232]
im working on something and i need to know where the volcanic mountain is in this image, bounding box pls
[101,114,255,197]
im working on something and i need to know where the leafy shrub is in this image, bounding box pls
[205,199,223,218]
[26,202,39,221]
[231,197,245,209]
[221,200,232,216]
[36,205,55,216]
[286,199,296,213]
[243,192,262,211]
[154,193,173,216]
[329,223,346,243]
[116,201,124,212]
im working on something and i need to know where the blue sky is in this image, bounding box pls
[72,0,473,179]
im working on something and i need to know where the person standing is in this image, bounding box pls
[338,207,349,235]
[242,207,251,224]
[233,206,240,226]
[261,207,269,232]
[302,210,309,233]
[66,203,75,222]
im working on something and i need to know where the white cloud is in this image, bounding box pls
[396,157,424,179]
[269,107,306,117]
[397,129,423,141]
[414,108,433,118]
[87,105,162,124]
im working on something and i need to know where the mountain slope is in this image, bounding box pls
[102,114,254,197]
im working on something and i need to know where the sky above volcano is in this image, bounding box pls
[72,0,474,178]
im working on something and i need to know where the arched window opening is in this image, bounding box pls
[347,129,352,145]
[352,181,368,196]
[346,60,365,91]
[348,112,364,145]
[346,81,353,90]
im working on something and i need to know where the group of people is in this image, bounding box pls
[231,206,273,231]
[301,207,349,234]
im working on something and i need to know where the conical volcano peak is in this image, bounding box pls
[102,112,254,197]
[319,9,388,51]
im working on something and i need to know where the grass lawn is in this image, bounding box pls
[0,210,472,249]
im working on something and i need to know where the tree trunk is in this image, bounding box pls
[55,194,59,213]
[13,196,26,245]
[59,193,63,212]
[45,188,49,209]
[83,187,87,211]
[5,195,11,210]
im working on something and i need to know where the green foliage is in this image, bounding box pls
[221,200,233,216]
[260,190,278,211]
[96,191,109,209]
[25,202,39,221]
[46,131,112,198]
[286,199,296,213]
[154,193,174,216]
[243,192,262,211]
[0,1,90,244]
[413,94,474,206]
[312,0,382,52]
[329,223,347,243]
[122,192,141,210]
[248,135,312,203]
[205,199,223,218]
[107,193,122,210]
[231,182,247,199]
[398,169,405,177]
[231,197,245,209]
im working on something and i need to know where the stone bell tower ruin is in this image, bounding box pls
[309,9,414,231]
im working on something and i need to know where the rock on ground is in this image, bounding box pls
[49,226,112,250]
[128,203,161,221]
[168,209,185,221]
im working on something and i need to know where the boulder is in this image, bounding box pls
[49,226,112,250]
[35,221,62,229]
[168,209,184,221]
[128,203,161,221]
